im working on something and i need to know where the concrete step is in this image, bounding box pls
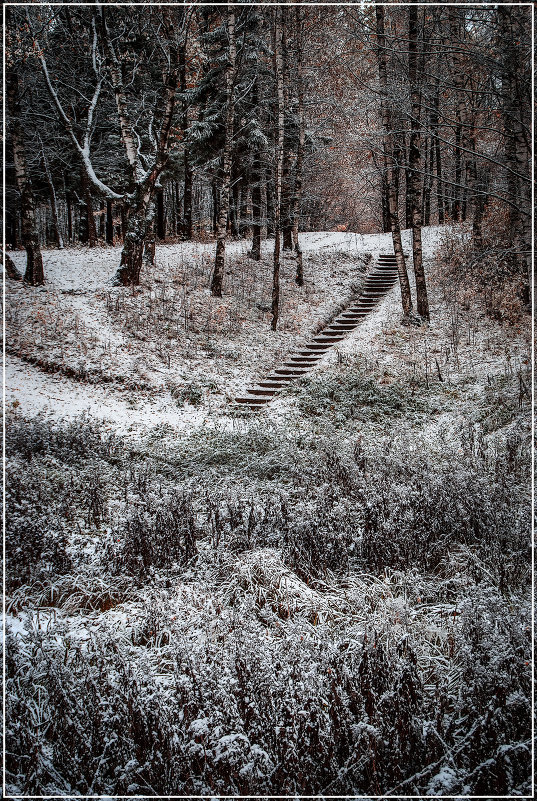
[304,343,332,351]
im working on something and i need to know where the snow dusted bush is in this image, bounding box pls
[5,409,531,795]
[108,492,198,577]
[356,451,530,589]
[434,226,529,326]
[6,585,530,795]
[290,368,431,425]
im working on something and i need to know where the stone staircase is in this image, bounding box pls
[235,253,399,410]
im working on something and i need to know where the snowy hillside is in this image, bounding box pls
[5,226,531,796]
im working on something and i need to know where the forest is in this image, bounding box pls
[4,1,532,797]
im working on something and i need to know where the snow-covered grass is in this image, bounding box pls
[7,233,373,430]
[5,225,532,796]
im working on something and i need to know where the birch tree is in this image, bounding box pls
[375,5,412,318]
[211,7,236,297]
[26,6,189,285]
[407,4,429,321]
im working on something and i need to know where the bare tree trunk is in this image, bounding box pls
[376,5,412,317]
[145,214,156,265]
[266,168,275,237]
[106,200,114,244]
[500,6,531,302]
[271,6,284,330]
[432,78,445,224]
[423,134,433,225]
[115,204,154,285]
[250,75,263,260]
[472,189,486,252]
[374,151,391,233]
[7,70,44,286]
[293,6,305,286]
[156,188,166,240]
[3,250,22,281]
[408,4,429,321]
[231,182,240,238]
[449,9,465,223]
[102,7,179,283]
[211,7,236,297]
[40,141,64,249]
[281,10,293,252]
[179,42,193,240]
[81,170,98,247]
[240,180,251,238]
[250,78,263,260]
[211,179,218,236]
[64,174,74,244]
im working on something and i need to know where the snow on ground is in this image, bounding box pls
[5,225,528,443]
[5,357,211,436]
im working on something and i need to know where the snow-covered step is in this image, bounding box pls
[235,394,274,405]
[274,367,310,376]
[234,253,400,408]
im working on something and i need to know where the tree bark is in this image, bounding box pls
[4,250,22,281]
[156,188,166,240]
[179,42,193,240]
[293,6,305,286]
[266,167,275,237]
[115,208,153,284]
[231,182,240,238]
[7,210,18,249]
[449,9,465,223]
[81,170,98,247]
[272,7,285,330]
[499,7,531,302]
[281,10,293,252]
[432,78,445,224]
[239,181,250,238]
[106,200,114,244]
[250,77,263,260]
[211,179,218,236]
[7,70,44,286]
[211,7,236,297]
[408,4,429,320]
[40,143,64,249]
[376,5,412,317]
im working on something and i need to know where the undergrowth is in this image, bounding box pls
[5,404,531,795]
[288,368,433,424]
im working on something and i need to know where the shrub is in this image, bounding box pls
[290,369,430,424]
[108,492,198,577]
